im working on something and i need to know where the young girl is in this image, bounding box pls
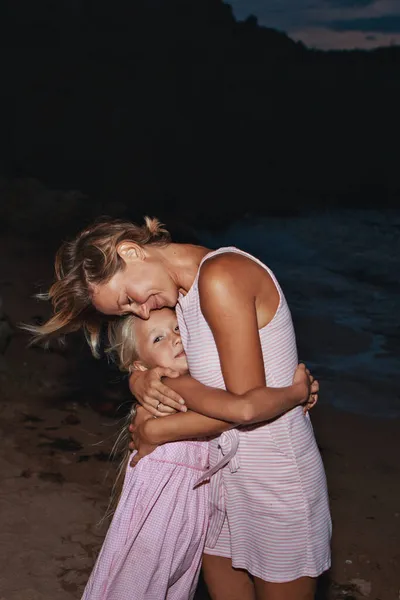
[81,307,317,600]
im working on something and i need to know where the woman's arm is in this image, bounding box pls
[129,367,186,417]
[162,368,311,424]
[197,252,280,396]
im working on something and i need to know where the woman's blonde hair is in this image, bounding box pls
[24,216,171,356]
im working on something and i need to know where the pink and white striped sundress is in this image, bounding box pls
[81,441,209,600]
[176,247,332,583]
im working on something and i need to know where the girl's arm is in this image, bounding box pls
[136,409,234,446]
[129,406,234,466]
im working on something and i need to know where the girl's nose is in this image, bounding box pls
[173,332,182,344]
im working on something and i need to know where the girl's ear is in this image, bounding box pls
[132,360,148,372]
[117,242,145,262]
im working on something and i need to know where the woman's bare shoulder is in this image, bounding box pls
[199,251,269,293]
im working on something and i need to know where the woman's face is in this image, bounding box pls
[134,308,188,373]
[91,243,179,319]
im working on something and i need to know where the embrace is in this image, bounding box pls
[29,217,331,600]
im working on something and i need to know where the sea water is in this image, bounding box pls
[199,209,400,419]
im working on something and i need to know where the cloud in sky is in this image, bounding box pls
[229,0,400,49]
[327,15,400,33]
[325,0,375,7]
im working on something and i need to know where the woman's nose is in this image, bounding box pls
[136,304,150,320]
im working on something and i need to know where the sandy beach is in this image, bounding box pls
[1,233,399,600]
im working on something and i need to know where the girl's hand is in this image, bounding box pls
[128,406,158,466]
[129,367,187,417]
[292,363,319,414]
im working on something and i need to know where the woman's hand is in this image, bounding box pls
[129,367,187,417]
[128,406,158,466]
[292,363,319,414]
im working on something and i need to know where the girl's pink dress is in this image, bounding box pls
[81,441,209,600]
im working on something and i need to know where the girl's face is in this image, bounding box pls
[92,243,179,319]
[134,308,188,374]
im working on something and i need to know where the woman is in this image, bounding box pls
[30,216,331,600]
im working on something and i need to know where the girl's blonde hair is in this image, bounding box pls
[24,216,171,356]
[107,313,140,373]
[106,313,141,516]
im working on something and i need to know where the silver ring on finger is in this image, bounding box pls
[156,401,163,411]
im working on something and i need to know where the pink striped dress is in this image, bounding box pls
[81,441,209,600]
[177,247,332,583]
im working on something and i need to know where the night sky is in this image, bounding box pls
[231,0,400,50]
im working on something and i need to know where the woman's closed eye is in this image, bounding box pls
[126,297,133,306]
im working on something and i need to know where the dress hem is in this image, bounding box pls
[202,548,331,583]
